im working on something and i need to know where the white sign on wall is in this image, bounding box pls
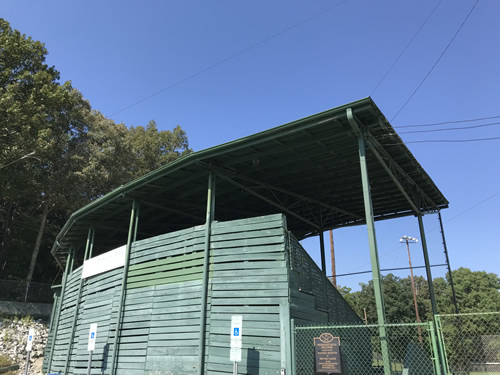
[230,315,243,362]
[81,245,126,279]
[88,323,98,351]
[26,328,35,352]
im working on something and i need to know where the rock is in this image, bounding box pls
[0,317,48,375]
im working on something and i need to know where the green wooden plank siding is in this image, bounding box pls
[44,213,360,375]
[287,232,361,326]
[206,214,287,375]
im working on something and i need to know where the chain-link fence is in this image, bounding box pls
[0,279,54,303]
[294,321,438,375]
[437,312,500,374]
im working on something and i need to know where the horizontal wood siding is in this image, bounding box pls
[47,268,83,373]
[207,214,288,375]
[287,232,361,325]
[46,213,296,374]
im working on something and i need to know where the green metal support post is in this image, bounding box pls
[110,200,140,375]
[429,321,443,375]
[88,226,95,259]
[417,214,438,316]
[63,227,94,374]
[319,230,326,275]
[418,214,449,373]
[198,171,216,375]
[46,248,74,373]
[347,108,391,375]
[438,211,459,314]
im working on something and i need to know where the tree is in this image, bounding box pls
[0,19,192,287]
[341,269,500,324]
[0,18,90,280]
[127,120,191,178]
[434,268,500,313]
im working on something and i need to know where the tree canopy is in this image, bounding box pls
[340,268,500,324]
[0,19,191,285]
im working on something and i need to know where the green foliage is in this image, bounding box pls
[341,268,500,323]
[0,18,192,283]
[20,315,33,324]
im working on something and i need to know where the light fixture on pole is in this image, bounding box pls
[400,235,423,343]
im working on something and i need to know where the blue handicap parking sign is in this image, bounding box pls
[91,332,95,339]
[233,328,239,336]
[29,336,32,341]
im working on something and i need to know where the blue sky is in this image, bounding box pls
[3,0,499,291]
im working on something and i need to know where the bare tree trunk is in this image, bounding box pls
[0,202,16,272]
[25,202,49,298]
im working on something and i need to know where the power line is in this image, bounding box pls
[110,0,348,117]
[331,263,447,278]
[341,191,500,278]
[405,136,500,143]
[391,0,480,122]
[398,121,500,134]
[381,136,500,145]
[441,190,500,225]
[395,115,500,128]
[371,0,442,96]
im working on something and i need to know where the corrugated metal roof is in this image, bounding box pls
[52,98,448,267]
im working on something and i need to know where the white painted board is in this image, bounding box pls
[82,245,126,279]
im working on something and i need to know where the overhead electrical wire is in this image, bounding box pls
[331,264,447,278]
[109,0,348,117]
[370,0,443,96]
[395,115,500,128]
[402,136,500,144]
[391,0,480,122]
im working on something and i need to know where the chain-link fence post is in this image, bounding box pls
[429,321,442,375]
[434,315,450,375]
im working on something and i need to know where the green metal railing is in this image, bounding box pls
[293,321,438,375]
[436,312,500,375]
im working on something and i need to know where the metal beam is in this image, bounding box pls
[367,122,439,211]
[367,143,420,214]
[438,210,459,313]
[201,162,362,220]
[348,112,423,214]
[319,230,326,274]
[217,173,321,230]
[110,200,140,375]
[347,107,391,375]
[198,172,216,375]
[140,200,202,221]
[417,214,438,316]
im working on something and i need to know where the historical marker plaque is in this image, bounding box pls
[314,333,342,374]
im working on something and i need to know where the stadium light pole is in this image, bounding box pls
[400,235,423,343]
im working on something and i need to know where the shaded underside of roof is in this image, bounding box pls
[52,97,448,268]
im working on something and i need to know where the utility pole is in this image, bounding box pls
[400,235,423,343]
[329,230,336,288]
